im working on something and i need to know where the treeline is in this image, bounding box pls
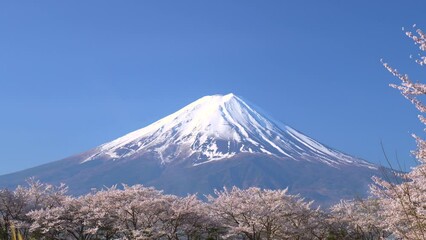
[0,179,391,240]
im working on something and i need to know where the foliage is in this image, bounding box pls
[328,198,388,239]
[0,182,332,240]
[371,25,426,239]
[0,178,67,240]
[207,187,327,240]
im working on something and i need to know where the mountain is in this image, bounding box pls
[0,94,385,206]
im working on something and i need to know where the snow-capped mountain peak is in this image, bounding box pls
[83,93,375,169]
[0,93,384,206]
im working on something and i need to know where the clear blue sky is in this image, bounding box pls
[1,1,425,174]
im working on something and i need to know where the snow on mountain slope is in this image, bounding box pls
[83,93,375,169]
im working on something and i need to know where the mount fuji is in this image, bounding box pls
[0,94,385,205]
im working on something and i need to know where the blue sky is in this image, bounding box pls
[1,1,425,174]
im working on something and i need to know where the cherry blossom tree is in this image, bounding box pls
[207,186,326,240]
[328,198,388,239]
[29,185,220,240]
[372,25,426,239]
[29,184,166,240]
[0,178,67,239]
[157,194,219,240]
